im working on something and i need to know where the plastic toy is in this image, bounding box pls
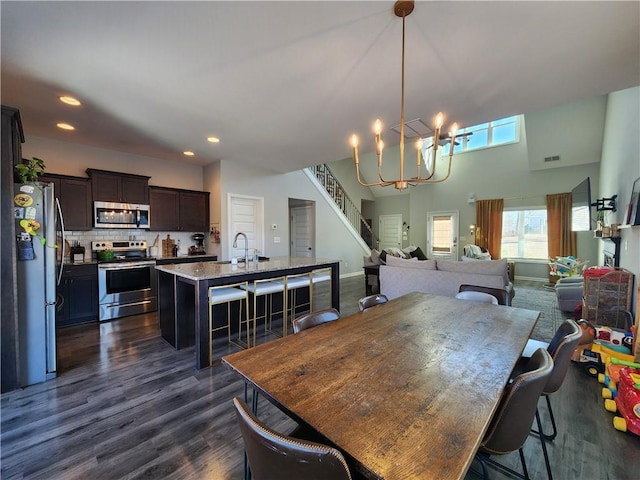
[603,360,640,436]
[575,341,636,378]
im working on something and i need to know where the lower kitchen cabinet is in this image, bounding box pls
[57,263,98,327]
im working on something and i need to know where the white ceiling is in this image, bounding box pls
[2,1,639,174]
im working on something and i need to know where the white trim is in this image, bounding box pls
[515,275,548,283]
[227,193,264,260]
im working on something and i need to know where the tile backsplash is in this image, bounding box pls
[64,229,211,258]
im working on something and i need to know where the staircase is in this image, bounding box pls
[306,164,378,250]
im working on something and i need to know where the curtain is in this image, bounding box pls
[475,199,504,259]
[546,193,576,258]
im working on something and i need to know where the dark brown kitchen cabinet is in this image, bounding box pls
[87,169,150,204]
[40,174,92,231]
[149,186,209,232]
[57,263,98,327]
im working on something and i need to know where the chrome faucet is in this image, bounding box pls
[232,232,249,265]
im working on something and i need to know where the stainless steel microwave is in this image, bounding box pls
[94,201,150,229]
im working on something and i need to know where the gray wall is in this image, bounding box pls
[330,96,613,281]
[21,88,639,286]
[599,86,640,311]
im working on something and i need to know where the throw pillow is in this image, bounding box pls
[370,249,382,265]
[385,255,436,269]
[409,246,428,260]
[385,247,409,258]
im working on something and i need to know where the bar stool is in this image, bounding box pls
[310,267,332,311]
[208,281,250,366]
[285,272,312,333]
[242,277,287,346]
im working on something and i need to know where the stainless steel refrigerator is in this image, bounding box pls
[14,182,63,386]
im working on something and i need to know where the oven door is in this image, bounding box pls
[98,261,157,321]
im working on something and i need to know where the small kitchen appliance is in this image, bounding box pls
[188,233,206,255]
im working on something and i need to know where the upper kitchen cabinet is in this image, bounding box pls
[40,174,92,231]
[87,169,150,204]
[149,186,209,232]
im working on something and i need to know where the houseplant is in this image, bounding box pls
[14,157,53,247]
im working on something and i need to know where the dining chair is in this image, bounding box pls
[475,348,554,480]
[455,290,499,305]
[358,293,388,312]
[521,319,582,441]
[458,284,510,305]
[292,307,340,334]
[233,397,353,480]
[208,281,250,365]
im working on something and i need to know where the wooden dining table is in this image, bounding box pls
[222,292,540,480]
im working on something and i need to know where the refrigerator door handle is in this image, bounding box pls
[56,197,66,287]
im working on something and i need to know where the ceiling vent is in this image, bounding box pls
[390,118,434,139]
[544,155,561,162]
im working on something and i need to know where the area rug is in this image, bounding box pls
[511,282,573,342]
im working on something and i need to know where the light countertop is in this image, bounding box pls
[154,256,338,281]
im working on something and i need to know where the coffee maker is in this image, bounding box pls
[188,233,206,255]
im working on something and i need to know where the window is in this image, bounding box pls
[440,115,520,155]
[501,208,548,260]
[432,215,453,253]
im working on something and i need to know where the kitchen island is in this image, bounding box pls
[155,257,340,369]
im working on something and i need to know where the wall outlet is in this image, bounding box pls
[273,236,280,243]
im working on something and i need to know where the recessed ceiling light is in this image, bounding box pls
[183,151,195,156]
[59,96,81,106]
[207,136,220,143]
[57,123,75,130]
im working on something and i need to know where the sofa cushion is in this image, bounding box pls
[436,258,509,286]
[370,249,382,265]
[385,255,436,269]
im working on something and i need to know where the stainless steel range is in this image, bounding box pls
[92,240,157,321]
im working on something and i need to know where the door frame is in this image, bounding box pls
[426,210,459,260]
[289,199,316,257]
[378,214,403,251]
[227,193,264,259]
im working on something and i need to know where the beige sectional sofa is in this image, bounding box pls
[379,255,514,304]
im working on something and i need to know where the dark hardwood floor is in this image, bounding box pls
[2,276,639,479]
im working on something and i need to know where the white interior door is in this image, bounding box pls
[427,211,459,260]
[290,205,314,257]
[228,194,264,259]
[379,214,402,251]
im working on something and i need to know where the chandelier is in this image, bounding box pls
[350,0,460,191]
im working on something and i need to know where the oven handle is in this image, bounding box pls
[98,261,157,270]
[136,207,140,228]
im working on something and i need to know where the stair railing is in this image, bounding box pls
[308,164,378,249]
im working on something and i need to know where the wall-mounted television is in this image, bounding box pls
[571,177,592,231]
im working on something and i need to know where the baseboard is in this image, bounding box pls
[341,271,364,280]
[514,275,548,283]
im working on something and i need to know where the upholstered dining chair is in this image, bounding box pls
[458,284,510,305]
[475,348,554,480]
[521,319,582,441]
[292,308,340,334]
[233,397,353,480]
[455,290,499,305]
[358,294,388,312]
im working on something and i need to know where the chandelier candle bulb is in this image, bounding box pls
[351,135,359,164]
